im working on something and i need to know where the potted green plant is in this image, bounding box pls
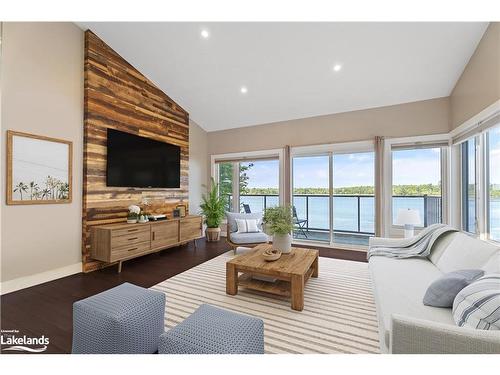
[200,177,226,242]
[263,205,294,253]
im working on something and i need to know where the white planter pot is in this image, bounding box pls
[272,233,292,253]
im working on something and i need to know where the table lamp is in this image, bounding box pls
[396,208,421,238]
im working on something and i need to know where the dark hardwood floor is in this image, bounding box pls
[0,240,366,354]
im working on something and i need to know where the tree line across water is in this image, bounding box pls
[217,163,500,198]
[239,185,500,198]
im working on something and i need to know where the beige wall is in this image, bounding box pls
[1,23,84,285]
[188,119,208,215]
[208,97,450,154]
[450,22,500,129]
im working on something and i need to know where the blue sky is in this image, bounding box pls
[242,139,498,189]
[392,148,441,186]
[241,160,279,188]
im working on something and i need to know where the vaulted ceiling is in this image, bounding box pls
[79,22,488,131]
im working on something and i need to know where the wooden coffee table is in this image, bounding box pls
[226,244,319,311]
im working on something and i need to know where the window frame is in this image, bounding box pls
[460,137,479,234]
[383,134,450,238]
[456,129,499,243]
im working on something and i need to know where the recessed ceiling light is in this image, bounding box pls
[200,29,210,39]
[240,86,248,94]
[333,64,342,72]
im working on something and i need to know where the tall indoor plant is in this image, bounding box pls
[200,177,226,242]
[263,205,294,253]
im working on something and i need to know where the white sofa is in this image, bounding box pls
[369,231,500,353]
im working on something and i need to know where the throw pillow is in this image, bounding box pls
[235,218,261,233]
[423,269,484,307]
[453,273,500,330]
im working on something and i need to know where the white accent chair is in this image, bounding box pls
[225,212,268,254]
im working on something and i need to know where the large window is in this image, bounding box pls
[391,147,443,227]
[488,127,500,241]
[461,138,478,233]
[454,112,500,244]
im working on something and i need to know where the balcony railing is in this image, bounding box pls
[229,194,442,236]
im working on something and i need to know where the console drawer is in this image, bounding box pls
[111,225,150,238]
[110,241,151,262]
[111,229,150,248]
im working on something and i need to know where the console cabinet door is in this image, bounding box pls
[151,221,179,250]
[180,216,202,242]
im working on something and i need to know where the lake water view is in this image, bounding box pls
[239,195,500,241]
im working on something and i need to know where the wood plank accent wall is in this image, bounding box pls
[83,30,190,272]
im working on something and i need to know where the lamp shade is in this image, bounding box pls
[395,208,421,226]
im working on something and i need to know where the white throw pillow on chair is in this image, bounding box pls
[235,218,260,233]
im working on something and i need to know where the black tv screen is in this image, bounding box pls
[106,129,181,188]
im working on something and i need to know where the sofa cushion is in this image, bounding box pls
[226,212,262,233]
[423,269,484,308]
[428,231,457,265]
[453,274,500,330]
[482,252,500,274]
[369,256,455,351]
[235,218,261,233]
[434,233,499,273]
[230,232,268,244]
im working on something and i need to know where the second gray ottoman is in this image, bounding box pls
[158,304,264,354]
[72,282,165,354]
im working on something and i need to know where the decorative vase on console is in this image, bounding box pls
[138,211,149,223]
[263,206,294,254]
[127,205,141,224]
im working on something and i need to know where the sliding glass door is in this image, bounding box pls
[292,155,330,243]
[332,152,375,246]
[291,147,375,248]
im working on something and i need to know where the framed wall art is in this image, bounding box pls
[6,130,73,205]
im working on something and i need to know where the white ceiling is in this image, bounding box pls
[79,22,488,132]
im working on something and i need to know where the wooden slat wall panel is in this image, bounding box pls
[83,31,190,272]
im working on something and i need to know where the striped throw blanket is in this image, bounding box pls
[367,223,458,260]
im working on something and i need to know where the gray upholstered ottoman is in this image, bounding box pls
[158,304,264,354]
[72,282,165,354]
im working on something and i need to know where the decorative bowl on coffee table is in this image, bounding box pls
[262,249,282,261]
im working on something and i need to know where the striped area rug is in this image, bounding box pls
[151,251,380,354]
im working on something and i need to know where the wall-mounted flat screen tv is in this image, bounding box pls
[106,129,181,188]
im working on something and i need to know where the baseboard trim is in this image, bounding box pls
[0,263,82,295]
